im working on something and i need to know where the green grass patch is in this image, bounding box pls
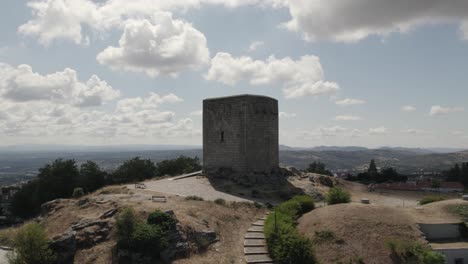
[185,195,204,201]
[448,204,468,221]
[265,195,316,264]
[418,195,446,205]
[386,239,445,264]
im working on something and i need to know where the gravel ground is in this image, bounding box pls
[127,176,252,202]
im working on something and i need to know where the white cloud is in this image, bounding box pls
[279,112,296,118]
[335,98,366,106]
[190,110,202,116]
[429,105,464,116]
[248,41,264,52]
[334,115,362,121]
[19,0,286,46]
[401,105,416,112]
[451,130,464,136]
[284,0,468,42]
[369,127,387,135]
[206,52,339,99]
[97,13,209,77]
[0,63,119,107]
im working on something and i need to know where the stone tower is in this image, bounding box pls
[203,94,279,176]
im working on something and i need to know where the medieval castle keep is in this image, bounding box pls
[203,94,279,177]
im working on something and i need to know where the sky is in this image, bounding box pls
[0,0,467,148]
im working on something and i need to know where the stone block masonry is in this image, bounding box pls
[203,94,279,176]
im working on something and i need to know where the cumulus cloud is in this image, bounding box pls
[284,0,468,42]
[189,110,203,116]
[279,112,296,118]
[335,98,366,106]
[334,115,362,121]
[401,105,416,112]
[369,127,387,135]
[0,63,119,107]
[248,41,264,52]
[429,105,464,116]
[97,13,209,77]
[206,52,339,99]
[19,0,286,46]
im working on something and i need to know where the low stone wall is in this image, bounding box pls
[419,223,462,241]
[434,248,468,264]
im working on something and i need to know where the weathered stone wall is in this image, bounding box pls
[203,94,278,175]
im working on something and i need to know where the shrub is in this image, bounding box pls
[326,187,351,205]
[386,239,445,264]
[131,222,168,258]
[72,187,84,198]
[147,210,176,232]
[116,208,137,249]
[419,195,446,205]
[8,222,55,264]
[185,196,204,201]
[214,198,226,206]
[264,195,316,264]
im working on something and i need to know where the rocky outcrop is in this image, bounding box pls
[50,231,77,264]
[50,213,115,263]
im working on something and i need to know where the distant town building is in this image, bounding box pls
[203,94,279,176]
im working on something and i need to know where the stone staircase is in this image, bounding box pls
[243,214,273,264]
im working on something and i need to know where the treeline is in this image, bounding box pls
[11,156,201,219]
[444,162,468,186]
[305,161,333,176]
[347,159,407,183]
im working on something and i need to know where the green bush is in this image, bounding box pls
[8,223,55,264]
[214,198,226,206]
[72,187,84,198]
[147,210,176,232]
[326,187,351,205]
[131,222,168,258]
[264,195,316,264]
[419,196,446,205]
[116,208,176,261]
[116,208,137,249]
[386,239,445,264]
[185,196,204,201]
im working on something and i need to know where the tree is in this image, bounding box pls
[79,161,106,193]
[155,156,201,176]
[305,161,332,176]
[10,180,41,218]
[8,222,55,264]
[10,159,79,219]
[112,157,157,183]
[36,159,79,202]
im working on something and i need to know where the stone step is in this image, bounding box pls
[245,232,265,239]
[252,220,265,226]
[248,226,264,232]
[258,216,267,220]
[244,246,269,255]
[245,254,273,264]
[244,239,267,247]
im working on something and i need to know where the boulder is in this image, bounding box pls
[70,219,113,248]
[100,208,118,219]
[49,231,76,264]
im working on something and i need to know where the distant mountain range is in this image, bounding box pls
[279,145,467,154]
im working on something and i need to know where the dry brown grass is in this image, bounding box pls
[2,183,265,264]
[298,203,424,264]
